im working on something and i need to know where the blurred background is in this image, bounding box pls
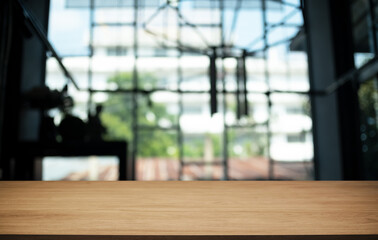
[0,0,377,181]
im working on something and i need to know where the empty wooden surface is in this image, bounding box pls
[0,181,377,240]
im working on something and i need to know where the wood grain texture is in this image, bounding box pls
[0,181,377,240]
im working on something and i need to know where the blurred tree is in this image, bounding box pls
[100,72,268,160]
[228,129,267,158]
[100,72,177,157]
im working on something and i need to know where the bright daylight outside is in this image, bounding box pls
[43,0,314,181]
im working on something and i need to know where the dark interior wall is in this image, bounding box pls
[0,0,49,179]
[0,1,8,178]
[0,0,25,179]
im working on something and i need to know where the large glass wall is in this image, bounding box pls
[45,0,314,180]
[350,0,378,179]
[358,78,378,179]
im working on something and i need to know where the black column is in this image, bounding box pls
[304,0,343,180]
[329,0,362,180]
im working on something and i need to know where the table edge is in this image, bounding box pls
[1,234,377,240]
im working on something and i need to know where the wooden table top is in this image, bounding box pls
[0,181,377,240]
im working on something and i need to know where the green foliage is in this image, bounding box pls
[101,72,267,159]
[183,137,204,158]
[227,130,266,158]
[101,112,132,141]
[358,79,378,179]
[210,134,222,157]
[100,72,177,157]
[359,80,377,117]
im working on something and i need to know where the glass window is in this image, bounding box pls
[287,133,306,143]
[136,130,179,180]
[43,156,119,181]
[48,0,90,56]
[228,127,269,180]
[350,0,378,68]
[358,78,378,179]
[46,0,313,181]
[107,47,128,56]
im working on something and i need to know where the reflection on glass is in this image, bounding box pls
[358,78,378,179]
[350,0,377,67]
